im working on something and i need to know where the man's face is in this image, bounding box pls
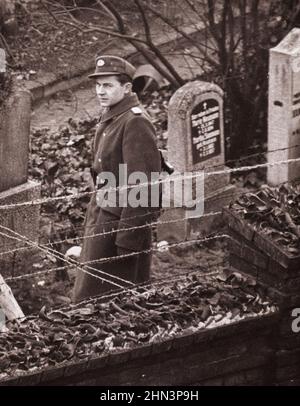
[95,75,130,108]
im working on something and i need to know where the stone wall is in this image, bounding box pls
[0,181,40,277]
[0,85,41,276]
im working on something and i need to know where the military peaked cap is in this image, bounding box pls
[88,55,136,79]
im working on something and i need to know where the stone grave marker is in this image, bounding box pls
[157,81,236,242]
[0,85,31,192]
[0,80,41,277]
[268,28,300,185]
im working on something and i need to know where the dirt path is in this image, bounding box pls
[30,44,207,132]
[31,82,100,131]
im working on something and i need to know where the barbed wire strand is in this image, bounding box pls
[1,223,227,289]
[0,264,225,327]
[1,163,298,285]
[174,141,300,173]
[1,221,228,282]
[0,153,298,302]
[0,209,222,258]
[33,139,300,235]
[1,155,300,210]
[0,226,135,289]
[1,229,229,287]
[1,233,229,323]
[1,164,298,263]
[24,167,290,240]
[55,267,224,314]
[81,233,229,267]
[2,161,297,258]
[0,228,131,290]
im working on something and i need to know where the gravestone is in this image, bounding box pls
[268,28,300,185]
[0,86,31,191]
[157,81,236,242]
[0,79,41,277]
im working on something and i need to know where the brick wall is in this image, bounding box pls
[224,207,300,386]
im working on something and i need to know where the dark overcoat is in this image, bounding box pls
[72,94,161,303]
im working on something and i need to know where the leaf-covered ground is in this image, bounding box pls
[230,184,300,255]
[0,270,276,380]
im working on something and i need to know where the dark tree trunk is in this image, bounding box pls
[0,0,18,36]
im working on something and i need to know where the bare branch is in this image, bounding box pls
[133,0,184,86]
[133,0,151,42]
[128,41,180,86]
[41,1,108,17]
[57,17,147,44]
[96,0,126,33]
[140,0,217,56]
[164,50,218,67]
[184,0,206,21]
[40,0,60,24]
[56,14,179,86]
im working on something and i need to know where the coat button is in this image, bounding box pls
[103,132,106,137]
[98,158,102,163]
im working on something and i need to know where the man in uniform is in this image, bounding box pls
[72,55,161,303]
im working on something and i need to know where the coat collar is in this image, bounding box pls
[100,93,140,123]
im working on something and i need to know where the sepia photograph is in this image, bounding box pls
[0,0,300,393]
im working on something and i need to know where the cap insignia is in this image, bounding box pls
[131,107,142,114]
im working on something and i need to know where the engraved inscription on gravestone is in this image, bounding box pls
[191,98,221,165]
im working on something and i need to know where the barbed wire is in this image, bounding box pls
[57,267,223,313]
[81,233,229,267]
[24,141,300,237]
[0,228,130,290]
[198,142,300,172]
[0,265,225,328]
[1,233,228,321]
[1,229,229,286]
[1,217,228,279]
[0,209,222,258]
[0,225,135,289]
[1,159,297,258]
[1,155,300,211]
[0,220,228,289]
[1,148,299,302]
